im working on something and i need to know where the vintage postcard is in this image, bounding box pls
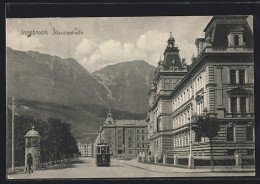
[6,15,255,179]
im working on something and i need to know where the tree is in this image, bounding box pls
[192,113,220,172]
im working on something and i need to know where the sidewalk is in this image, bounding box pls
[114,159,255,174]
[7,158,79,175]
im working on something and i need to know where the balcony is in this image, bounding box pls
[225,112,254,118]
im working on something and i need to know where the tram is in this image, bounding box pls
[95,143,110,166]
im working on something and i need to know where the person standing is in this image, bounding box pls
[27,153,33,174]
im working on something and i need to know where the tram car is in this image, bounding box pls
[95,143,110,166]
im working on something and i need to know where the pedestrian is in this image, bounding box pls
[27,153,33,174]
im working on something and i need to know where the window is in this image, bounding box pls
[142,135,145,141]
[128,142,132,147]
[240,97,246,113]
[247,126,253,141]
[128,136,132,141]
[227,149,235,156]
[157,118,161,131]
[230,70,236,84]
[227,126,234,141]
[239,70,245,84]
[101,147,106,154]
[129,150,132,154]
[118,150,122,154]
[247,149,254,155]
[142,129,144,134]
[169,80,173,89]
[137,142,140,148]
[137,135,140,141]
[234,34,239,46]
[231,97,237,113]
[137,129,139,134]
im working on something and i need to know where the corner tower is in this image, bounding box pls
[147,33,187,159]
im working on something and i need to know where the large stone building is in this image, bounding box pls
[147,15,254,167]
[77,137,95,157]
[95,112,148,159]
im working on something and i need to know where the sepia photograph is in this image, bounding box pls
[6,15,255,179]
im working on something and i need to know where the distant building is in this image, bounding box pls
[77,137,95,157]
[95,112,148,159]
[147,15,254,167]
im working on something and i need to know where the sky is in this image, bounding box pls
[6,16,253,72]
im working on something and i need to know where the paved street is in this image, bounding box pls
[8,157,254,179]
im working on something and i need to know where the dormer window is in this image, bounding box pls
[227,27,244,47]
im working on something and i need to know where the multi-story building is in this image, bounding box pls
[77,137,95,157]
[147,15,254,167]
[95,112,148,159]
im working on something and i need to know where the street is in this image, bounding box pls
[8,157,254,179]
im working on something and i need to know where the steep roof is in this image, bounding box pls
[204,15,248,32]
[204,16,253,47]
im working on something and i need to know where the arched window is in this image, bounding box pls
[234,34,239,46]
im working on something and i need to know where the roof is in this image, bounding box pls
[164,54,183,69]
[168,36,175,42]
[25,126,41,137]
[202,15,253,47]
[78,137,95,144]
[204,15,248,32]
[115,120,146,127]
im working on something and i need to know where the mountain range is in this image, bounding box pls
[6,48,156,137]
[7,47,155,113]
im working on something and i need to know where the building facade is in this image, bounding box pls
[95,112,148,159]
[147,16,254,166]
[77,137,95,157]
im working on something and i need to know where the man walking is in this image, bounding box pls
[27,153,33,174]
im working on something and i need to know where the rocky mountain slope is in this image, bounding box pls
[6,47,112,107]
[93,60,155,113]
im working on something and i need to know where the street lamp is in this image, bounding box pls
[11,96,15,173]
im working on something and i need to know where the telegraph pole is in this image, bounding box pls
[11,96,15,173]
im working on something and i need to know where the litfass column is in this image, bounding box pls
[24,125,41,171]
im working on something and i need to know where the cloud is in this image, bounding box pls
[74,30,196,72]
[6,31,44,51]
[74,38,98,59]
[75,39,146,72]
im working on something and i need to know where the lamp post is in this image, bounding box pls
[11,96,15,173]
